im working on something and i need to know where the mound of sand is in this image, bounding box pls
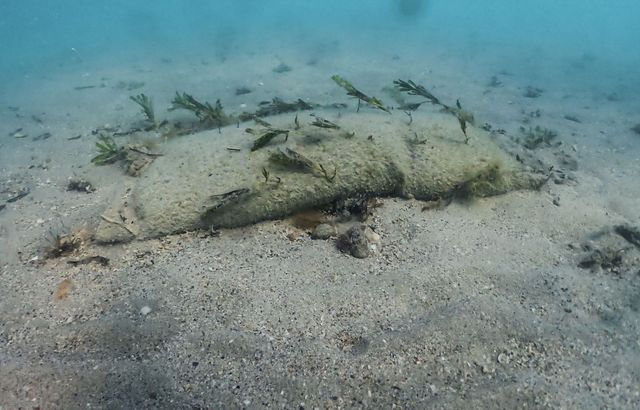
[95,110,542,242]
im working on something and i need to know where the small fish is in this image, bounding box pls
[253,117,271,127]
[74,85,97,90]
[9,128,26,138]
[6,189,29,203]
[249,128,289,151]
[457,115,468,139]
[311,115,340,129]
[33,132,52,141]
[67,256,109,266]
[207,188,251,211]
[54,279,73,300]
[269,148,315,171]
[399,102,424,111]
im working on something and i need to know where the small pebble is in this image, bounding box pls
[497,353,509,364]
[140,306,152,316]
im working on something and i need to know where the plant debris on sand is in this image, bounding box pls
[332,75,390,113]
[394,79,474,143]
[129,93,155,126]
[91,135,126,165]
[519,126,558,149]
[246,128,290,151]
[239,98,315,120]
[170,92,231,127]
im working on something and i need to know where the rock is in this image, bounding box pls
[497,353,510,365]
[140,306,152,316]
[311,223,335,240]
[95,111,545,242]
[365,228,381,252]
[337,225,380,258]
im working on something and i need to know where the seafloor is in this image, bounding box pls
[0,42,639,408]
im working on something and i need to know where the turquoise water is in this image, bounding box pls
[2,0,639,86]
[2,3,640,408]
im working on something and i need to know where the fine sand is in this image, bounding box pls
[1,44,639,408]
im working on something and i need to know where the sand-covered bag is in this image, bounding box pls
[95,110,542,242]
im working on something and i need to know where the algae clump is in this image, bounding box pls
[130,93,155,126]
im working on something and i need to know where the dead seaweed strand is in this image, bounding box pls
[127,146,164,157]
[393,79,442,106]
[394,79,474,143]
[332,75,390,113]
[404,110,413,125]
[318,163,337,182]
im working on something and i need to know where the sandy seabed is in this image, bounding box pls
[1,44,639,408]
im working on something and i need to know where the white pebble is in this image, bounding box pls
[497,353,509,364]
[140,306,152,316]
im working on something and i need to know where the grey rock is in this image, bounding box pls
[95,112,543,243]
[337,225,379,259]
[311,223,335,240]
